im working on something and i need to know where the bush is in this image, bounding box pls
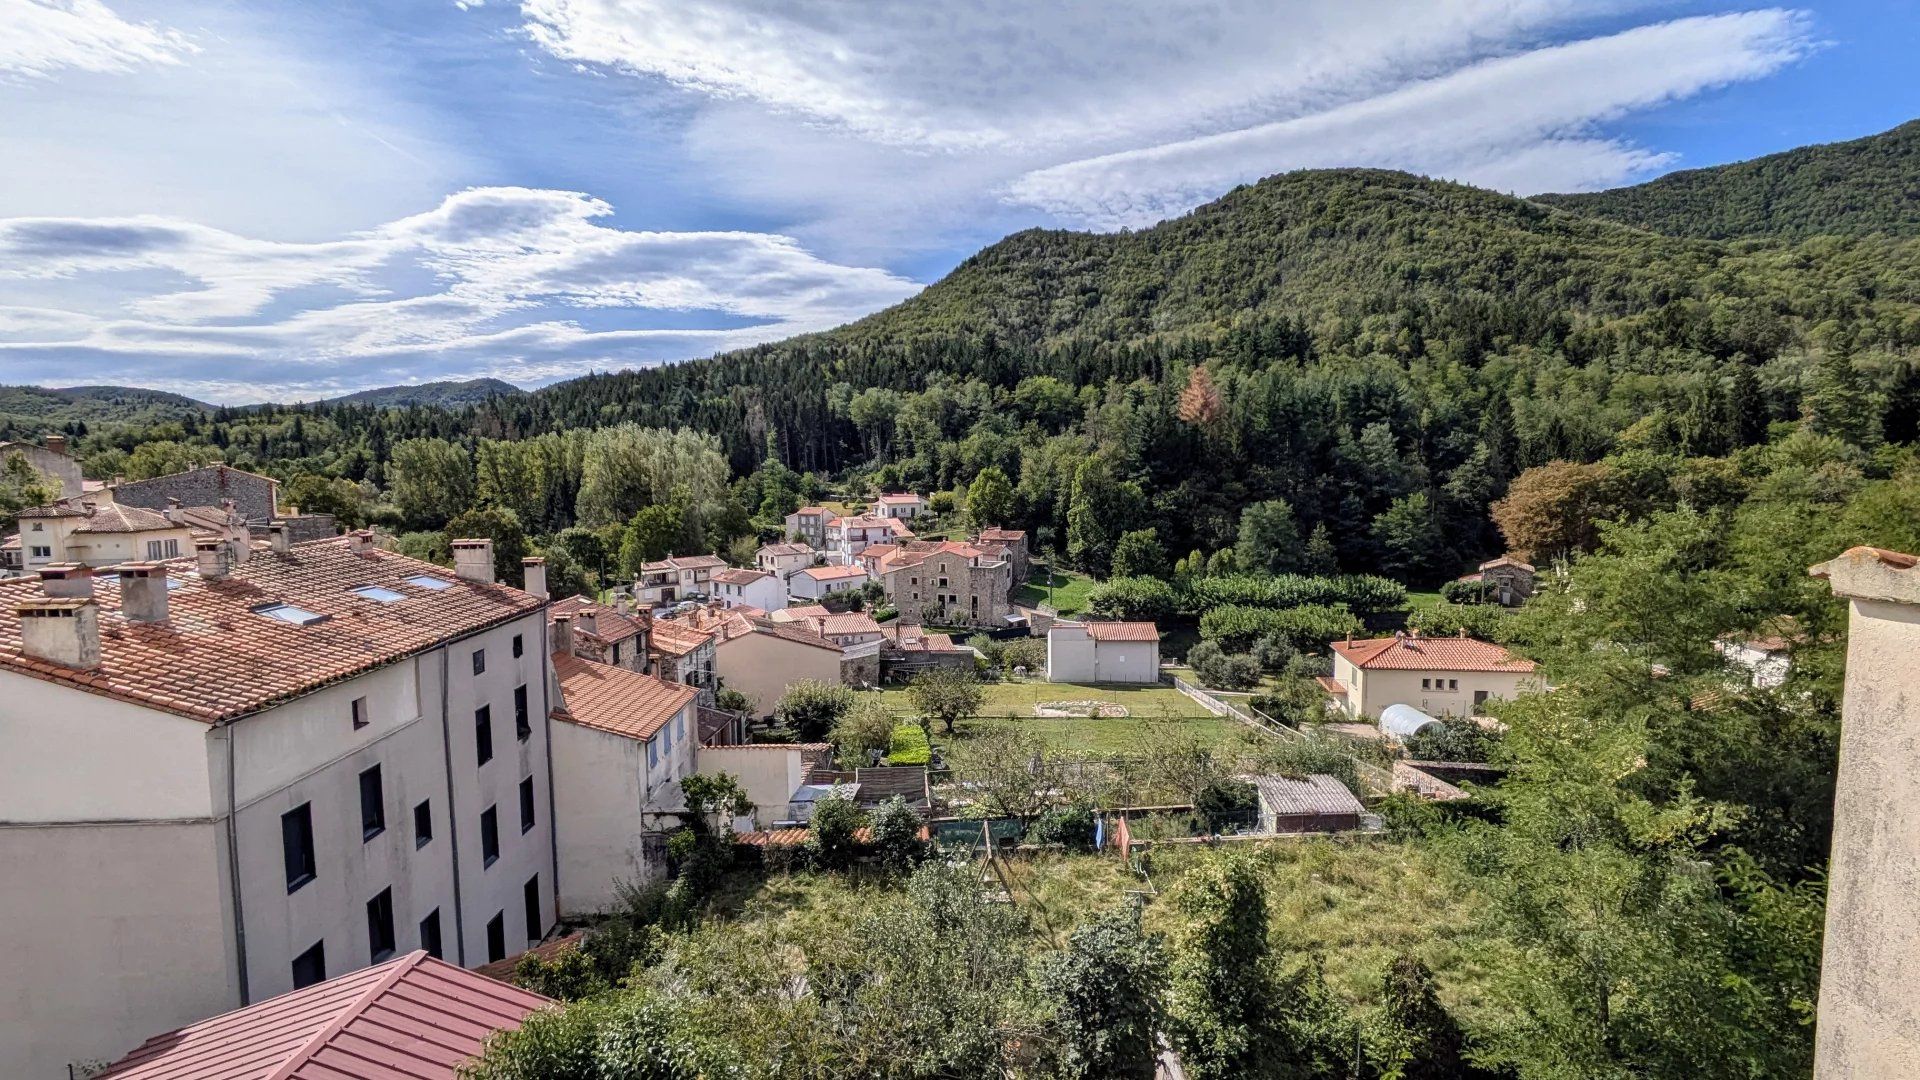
[1198,603,1362,653]
[1189,641,1262,691]
[1001,637,1048,675]
[1194,778,1258,833]
[887,723,932,766]
[1031,803,1098,852]
[805,793,864,869]
[1407,602,1509,641]
[832,697,898,764]
[870,795,926,872]
[1440,577,1499,605]
[775,679,855,741]
[1250,633,1298,672]
[1403,715,1505,763]
[1084,576,1180,621]
[1184,573,1407,619]
[1250,676,1331,727]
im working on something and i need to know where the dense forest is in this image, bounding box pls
[9,119,1920,1079]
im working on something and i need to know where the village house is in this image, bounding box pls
[868,491,928,520]
[1452,555,1536,606]
[0,433,85,498]
[881,622,977,681]
[0,534,557,1079]
[789,561,872,601]
[14,500,195,573]
[91,949,553,1080]
[648,614,719,705]
[824,512,913,562]
[875,539,1015,629]
[713,566,786,611]
[634,553,728,607]
[1324,631,1538,719]
[548,625,700,910]
[755,540,817,580]
[547,592,649,671]
[694,742,836,830]
[1714,617,1801,689]
[783,506,836,547]
[1046,621,1161,683]
[696,606,846,717]
[972,527,1031,583]
[109,463,282,524]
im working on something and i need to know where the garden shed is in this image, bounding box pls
[1250,774,1365,834]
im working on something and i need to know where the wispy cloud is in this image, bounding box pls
[0,187,922,401]
[0,0,194,77]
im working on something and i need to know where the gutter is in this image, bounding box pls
[437,644,469,965]
[221,719,250,1005]
[541,613,559,931]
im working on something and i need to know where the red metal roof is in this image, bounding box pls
[95,950,552,1080]
[1331,635,1535,673]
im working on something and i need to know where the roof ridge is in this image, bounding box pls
[262,950,426,1080]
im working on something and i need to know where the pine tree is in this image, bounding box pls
[1478,391,1519,479]
[1302,522,1339,575]
[1802,345,1878,447]
[1728,365,1769,448]
[1882,361,1920,445]
[1176,365,1224,427]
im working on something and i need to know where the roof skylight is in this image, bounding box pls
[350,584,406,603]
[404,574,453,591]
[254,602,327,626]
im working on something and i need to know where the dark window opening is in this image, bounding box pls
[413,799,433,848]
[366,887,395,962]
[359,766,385,840]
[512,633,524,658]
[281,803,316,893]
[481,805,500,867]
[472,648,486,675]
[291,941,326,989]
[514,685,530,741]
[524,874,543,943]
[486,913,506,963]
[419,909,442,959]
[519,777,536,833]
[475,705,493,766]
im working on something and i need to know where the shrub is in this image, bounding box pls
[1250,676,1331,727]
[1250,633,1298,672]
[775,679,854,741]
[1031,803,1098,852]
[1084,576,1180,621]
[887,723,932,766]
[1002,637,1048,675]
[1184,573,1407,619]
[1440,577,1499,605]
[1189,641,1262,691]
[1403,715,1505,763]
[870,795,926,872]
[832,697,898,764]
[1194,778,1259,833]
[1198,603,1362,653]
[1407,601,1509,641]
[805,793,864,869]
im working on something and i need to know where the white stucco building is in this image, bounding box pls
[1047,621,1161,683]
[0,532,558,1079]
[868,492,928,520]
[712,566,786,611]
[1325,632,1538,719]
[634,554,727,607]
[789,562,872,601]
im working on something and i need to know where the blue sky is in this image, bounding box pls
[0,0,1914,403]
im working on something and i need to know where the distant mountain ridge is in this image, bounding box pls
[1532,119,1920,239]
[325,378,527,409]
[0,384,213,434]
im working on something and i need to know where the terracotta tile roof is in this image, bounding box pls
[817,612,883,638]
[640,554,727,573]
[1331,635,1535,673]
[95,950,551,1080]
[714,567,772,586]
[66,502,181,534]
[0,539,545,723]
[1478,555,1535,572]
[775,604,831,621]
[1085,621,1159,642]
[741,616,840,652]
[758,542,813,557]
[171,505,241,533]
[885,625,963,652]
[17,500,89,519]
[548,595,645,644]
[791,506,832,517]
[800,564,870,581]
[975,528,1026,542]
[873,493,922,504]
[474,932,586,982]
[1315,675,1348,698]
[552,651,696,741]
[648,617,716,658]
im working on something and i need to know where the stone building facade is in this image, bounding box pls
[878,541,1015,629]
[111,464,280,522]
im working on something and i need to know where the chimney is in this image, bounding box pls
[44,433,67,457]
[346,529,374,555]
[18,598,100,669]
[267,524,290,554]
[522,556,548,600]
[37,564,93,600]
[118,562,170,623]
[574,609,598,638]
[195,538,229,579]
[165,497,182,523]
[552,613,574,657]
[615,594,633,616]
[452,539,493,584]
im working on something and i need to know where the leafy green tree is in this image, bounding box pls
[830,696,897,764]
[1364,956,1483,1080]
[868,795,925,873]
[0,454,53,528]
[124,440,218,481]
[804,792,863,869]
[1110,527,1169,580]
[552,526,610,590]
[1301,522,1339,576]
[1188,641,1261,691]
[1370,492,1447,580]
[1727,364,1771,448]
[907,667,984,735]
[282,473,366,528]
[774,679,854,742]
[389,438,474,528]
[1014,374,1080,429]
[1490,460,1614,563]
[1084,576,1180,621]
[678,772,754,834]
[1235,499,1303,575]
[619,503,684,575]
[443,506,530,586]
[1067,458,1140,577]
[1033,905,1168,1080]
[967,465,1014,528]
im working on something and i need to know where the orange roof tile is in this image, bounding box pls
[0,539,545,723]
[552,651,696,741]
[800,564,870,581]
[1331,635,1535,673]
[648,617,717,657]
[95,950,550,1080]
[1085,621,1159,642]
[475,932,586,982]
[548,595,646,644]
[713,567,771,586]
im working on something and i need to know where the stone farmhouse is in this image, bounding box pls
[873,539,1016,630]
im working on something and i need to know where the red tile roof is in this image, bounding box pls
[776,604,831,621]
[649,617,717,657]
[1315,675,1348,699]
[743,616,841,652]
[94,950,551,1080]
[1085,621,1159,642]
[714,567,771,586]
[0,539,546,723]
[758,542,813,557]
[552,650,697,741]
[1331,635,1536,673]
[70,502,184,534]
[548,595,645,644]
[816,612,883,638]
[873,492,923,504]
[474,932,587,982]
[800,564,870,581]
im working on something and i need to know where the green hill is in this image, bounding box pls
[328,378,527,409]
[1532,119,1920,239]
[0,384,212,435]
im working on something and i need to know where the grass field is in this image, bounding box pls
[938,713,1252,763]
[1012,566,1095,615]
[1406,589,1446,611]
[871,678,1210,719]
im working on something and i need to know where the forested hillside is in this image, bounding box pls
[326,377,527,409]
[0,384,211,432]
[1535,118,1920,239]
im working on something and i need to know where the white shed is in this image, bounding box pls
[1046,621,1161,683]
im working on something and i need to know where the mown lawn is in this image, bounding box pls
[1013,566,1096,615]
[871,678,1210,719]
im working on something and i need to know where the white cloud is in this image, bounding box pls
[0,187,923,401]
[0,0,193,77]
[1006,11,1813,228]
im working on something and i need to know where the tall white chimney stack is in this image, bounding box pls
[452,538,494,584]
[522,556,548,600]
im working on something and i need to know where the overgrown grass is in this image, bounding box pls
[1013,566,1096,615]
[936,713,1252,765]
[873,679,1207,718]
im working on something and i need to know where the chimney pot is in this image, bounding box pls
[18,597,100,669]
[44,433,67,456]
[346,529,374,554]
[195,538,229,579]
[522,556,548,600]
[119,563,170,623]
[552,613,574,657]
[451,538,494,584]
[267,524,290,554]
[38,564,93,600]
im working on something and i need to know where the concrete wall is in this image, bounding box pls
[715,631,840,717]
[1093,639,1159,683]
[551,699,696,913]
[1814,550,1920,1078]
[1047,625,1097,683]
[694,745,810,829]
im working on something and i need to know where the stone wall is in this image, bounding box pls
[112,465,277,522]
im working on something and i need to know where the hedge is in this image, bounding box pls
[1197,603,1363,653]
[887,723,931,766]
[1183,574,1406,618]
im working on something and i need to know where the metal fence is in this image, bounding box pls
[1172,677,1396,797]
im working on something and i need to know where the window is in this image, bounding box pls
[255,602,327,626]
[475,706,493,766]
[359,765,385,840]
[647,739,658,770]
[351,696,370,730]
[515,685,530,741]
[404,574,452,591]
[1448,679,1459,691]
[675,713,685,741]
[486,913,506,963]
[419,909,443,959]
[480,806,500,866]
[291,941,327,989]
[413,799,433,848]
[366,888,396,962]
[29,522,41,532]
[349,584,404,603]
[524,875,543,943]
[29,546,51,559]
[281,803,316,893]
[519,777,536,833]
[512,633,524,658]
[472,648,486,675]
[1421,678,1431,690]
[145,539,180,560]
